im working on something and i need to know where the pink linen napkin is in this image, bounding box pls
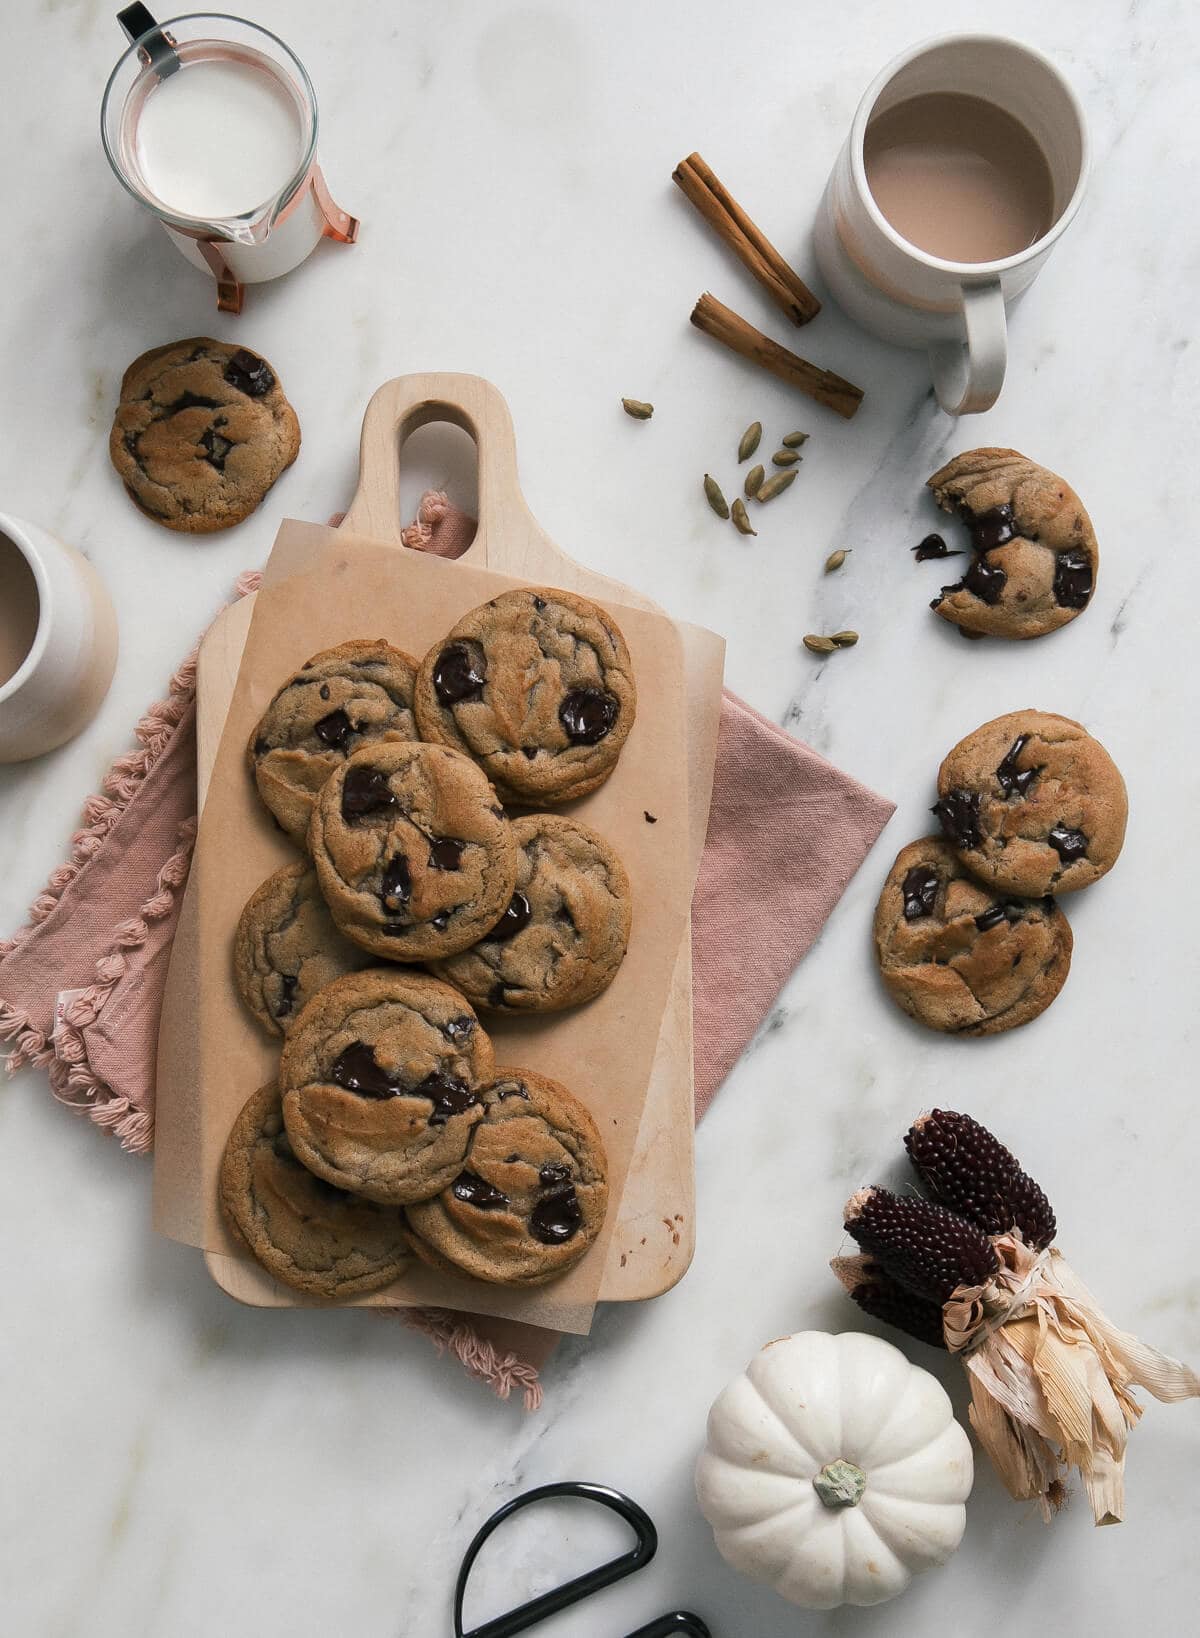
[0,496,893,1405]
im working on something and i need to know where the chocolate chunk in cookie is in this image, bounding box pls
[234,861,371,1037]
[413,587,637,805]
[925,449,1098,639]
[278,968,495,1205]
[934,710,1128,896]
[109,337,299,532]
[405,1069,608,1286]
[219,1083,412,1298]
[875,838,1073,1036]
[310,742,519,961]
[248,640,419,845]
[432,815,631,1013]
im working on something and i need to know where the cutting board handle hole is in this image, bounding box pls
[394,416,478,553]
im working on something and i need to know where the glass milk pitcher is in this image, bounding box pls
[101,7,358,312]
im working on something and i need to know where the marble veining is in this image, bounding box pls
[2,2,1198,1635]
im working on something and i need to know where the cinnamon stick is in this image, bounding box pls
[690,293,864,420]
[673,152,821,327]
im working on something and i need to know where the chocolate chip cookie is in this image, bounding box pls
[874,838,1073,1035]
[926,448,1098,639]
[234,861,371,1037]
[249,640,420,845]
[405,1069,608,1287]
[933,711,1128,896]
[309,742,519,961]
[219,1083,412,1298]
[413,587,637,805]
[110,338,300,533]
[431,815,631,1012]
[278,968,495,1204]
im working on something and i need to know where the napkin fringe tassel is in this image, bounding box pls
[402,1307,544,1411]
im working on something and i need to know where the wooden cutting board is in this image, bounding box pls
[165,373,724,1310]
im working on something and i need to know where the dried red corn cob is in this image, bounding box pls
[905,1109,1057,1249]
[844,1186,999,1304]
[848,1261,947,1350]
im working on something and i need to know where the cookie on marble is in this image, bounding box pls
[926,448,1097,639]
[874,837,1072,1036]
[933,710,1128,896]
[413,587,637,805]
[309,742,519,961]
[249,639,420,846]
[110,337,299,533]
[234,861,371,1036]
[278,968,495,1204]
[405,1069,608,1287]
[219,1082,411,1299]
[431,814,631,1012]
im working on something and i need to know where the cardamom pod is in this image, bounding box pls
[772,448,801,467]
[703,474,730,518]
[756,469,797,503]
[824,549,850,573]
[731,498,757,536]
[782,430,810,448]
[621,398,654,419]
[804,635,837,654]
[744,464,764,498]
[831,630,859,647]
[738,421,762,461]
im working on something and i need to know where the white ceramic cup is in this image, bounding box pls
[0,515,119,763]
[814,35,1089,414]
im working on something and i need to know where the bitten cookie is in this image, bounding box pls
[249,640,419,846]
[413,587,637,805]
[110,338,299,532]
[405,1069,608,1287]
[234,861,371,1036]
[310,742,519,961]
[874,837,1072,1036]
[278,968,494,1204]
[926,448,1098,639]
[431,815,631,1012]
[219,1083,412,1299]
[933,710,1128,896]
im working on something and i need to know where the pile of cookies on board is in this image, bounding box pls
[220,585,637,1300]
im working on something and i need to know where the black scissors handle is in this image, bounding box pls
[627,1617,713,1637]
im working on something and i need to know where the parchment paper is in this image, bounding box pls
[155,525,713,1335]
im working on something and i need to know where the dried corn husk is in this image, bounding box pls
[833,1232,1199,1526]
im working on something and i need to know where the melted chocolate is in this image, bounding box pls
[428,837,466,871]
[199,424,232,471]
[380,854,411,912]
[331,1042,406,1098]
[341,765,396,820]
[644,811,658,824]
[912,533,961,562]
[974,901,1026,932]
[430,911,451,931]
[452,1170,510,1210]
[901,864,940,921]
[521,747,538,760]
[1054,549,1093,609]
[539,1161,571,1187]
[275,973,298,1018]
[319,684,331,701]
[559,687,619,745]
[962,556,1007,604]
[533,596,547,610]
[1048,822,1088,863]
[314,708,353,748]
[224,348,275,396]
[484,891,532,943]
[433,643,486,705]
[443,1016,476,1046]
[932,789,983,849]
[965,503,1017,552]
[419,1070,478,1126]
[530,1185,582,1245]
[995,734,1039,798]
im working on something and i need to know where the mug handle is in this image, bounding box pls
[928,282,1007,415]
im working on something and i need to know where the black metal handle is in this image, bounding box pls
[454,1482,657,1638]
[627,1616,713,1637]
[117,4,180,77]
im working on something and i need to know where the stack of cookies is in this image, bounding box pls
[220,587,636,1301]
[873,710,1128,1037]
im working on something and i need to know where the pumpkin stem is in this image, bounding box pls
[813,1460,867,1509]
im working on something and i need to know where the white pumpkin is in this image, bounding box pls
[695,1331,972,1610]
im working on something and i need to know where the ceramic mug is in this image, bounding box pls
[814,35,1089,414]
[0,515,119,763]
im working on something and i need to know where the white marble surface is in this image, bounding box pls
[2,1,1198,1633]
